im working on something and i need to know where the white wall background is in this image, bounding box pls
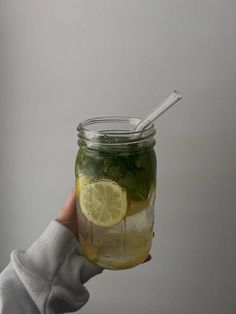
[0,1,236,313]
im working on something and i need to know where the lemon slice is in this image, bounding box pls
[80,180,127,227]
[76,175,90,198]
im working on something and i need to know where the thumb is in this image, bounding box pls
[56,188,78,237]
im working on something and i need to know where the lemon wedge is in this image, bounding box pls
[76,175,90,198]
[80,180,127,227]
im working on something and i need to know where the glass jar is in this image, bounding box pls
[75,117,157,270]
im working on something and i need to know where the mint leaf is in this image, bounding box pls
[75,146,156,201]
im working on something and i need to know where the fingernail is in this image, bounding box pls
[146,254,152,262]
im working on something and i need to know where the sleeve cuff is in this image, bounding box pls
[13,220,102,282]
[10,220,103,313]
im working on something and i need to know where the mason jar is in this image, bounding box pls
[75,117,157,270]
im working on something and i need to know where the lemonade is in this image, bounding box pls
[75,117,156,270]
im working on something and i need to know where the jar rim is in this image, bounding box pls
[77,116,156,148]
[77,116,155,135]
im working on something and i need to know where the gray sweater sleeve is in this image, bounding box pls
[0,220,103,314]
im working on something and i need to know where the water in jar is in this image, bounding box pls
[75,147,156,270]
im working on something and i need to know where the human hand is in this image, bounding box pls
[56,187,78,238]
[56,188,152,263]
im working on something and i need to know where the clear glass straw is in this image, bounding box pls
[134,90,182,132]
